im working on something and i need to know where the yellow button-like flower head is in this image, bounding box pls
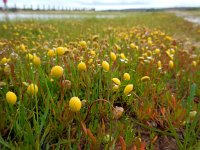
[192,61,197,67]
[6,91,17,105]
[157,60,162,69]
[112,78,121,85]
[124,84,133,95]
[155,48,160,54]
[51,66,64,78]
[169,60,174,69]
[102,61,109,72]
[20,44,26,52]
[27,84,38,95]
[123,73,130,81]
[110,52,117,61]
[141,76,150,82]
[130,43,136,49]
[78,62,87,71]
[120,53,126,60]
[47,49,55,57]
[26,53,33,60]
[69,97,82,112]
[32,56,41,66]
[79,41,87,49]
[56,47,65,56]
[1,57,8,64]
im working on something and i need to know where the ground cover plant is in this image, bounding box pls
[0,12,200,149]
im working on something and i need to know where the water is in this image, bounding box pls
[0,12,120,21]
[175,11,200,25]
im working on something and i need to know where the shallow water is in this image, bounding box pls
[175,11,200,25]
[0,12,119,21]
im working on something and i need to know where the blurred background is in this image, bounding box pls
[0,0,200,22]
[1,0,200,11]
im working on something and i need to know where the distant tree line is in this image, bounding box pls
[102,7,200,12]
[0,4,95,12]
[0,5,200,12]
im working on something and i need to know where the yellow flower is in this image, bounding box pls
[147,50,152,57]
[169,60,174,69]
[148,40,153,46]
[32,56,41,66]
[124,84,133,95]
[142,53,148,59]
[27,84,38,95]
[114,44,121,51]
[171,49,175,54]
[79,41,87,49]
[26,53,33,60]
[47,49,55,57]
[166,50,174,60]
[165,36,172,41]
[110,52,117,61]
[112,78,121,85]
[102,61,109,72]
[20,44,26,52]
[130,43,136,49]
[120,53,126,60]
[123,73,130,81]
[141,76,150,82]
[56,47,65,56]
[192,61,197,67]
[155,48,160,54]
[69,97,82,112]
[90,50,96,56]
[1,57,8,64]
[157,61,162,69]
[78,62,87,71]
[6,91,17,105]
[51,66,64,78]
[88,58,93,64]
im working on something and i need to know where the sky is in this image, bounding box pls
[0,0,200,10]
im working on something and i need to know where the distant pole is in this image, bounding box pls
[3,0,8,11]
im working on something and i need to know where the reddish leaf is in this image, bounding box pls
[140,142,146,150]
[87,129,97,145]
[119,136,126,150]
[81,121,87,135]
[101,118,105,134]
[151,135,158,144]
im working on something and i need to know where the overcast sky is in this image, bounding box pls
[0,0,200,10]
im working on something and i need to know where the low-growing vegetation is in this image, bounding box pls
[0,12,200,149]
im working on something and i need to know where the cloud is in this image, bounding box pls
[77,0,152,5]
